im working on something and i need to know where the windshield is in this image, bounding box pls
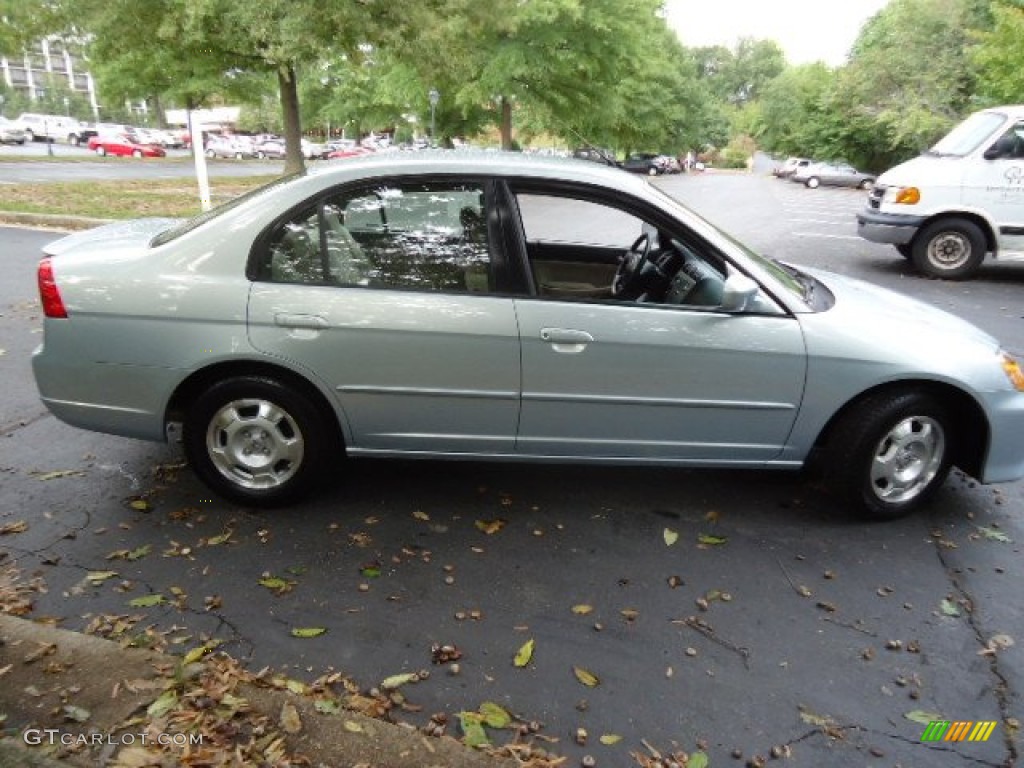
[645,182,807,302]
[150,171,306,247]
[928,111,1006,157]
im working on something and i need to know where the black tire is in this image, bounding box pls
[805,176,820,189]
[859,178,874,190]
[184,376,332,507]
[911,218,985,280]
[24,129,35,142]
[826,390,952,520]
[895,244,913,260]
[647,166,658,176]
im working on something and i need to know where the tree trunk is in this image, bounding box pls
[279,65,306,175]
[500,97,513,150]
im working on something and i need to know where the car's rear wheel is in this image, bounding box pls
[911,218,985,280]
[647,166,658,176]
[859,178,874,190]
[132,149,143,158]
[206,149,216,158]
[96,146,106,157]
[184,376,331,507]
[826,390,952,520]
[24,129,35,142]
[257,151,266,159]
[805,176,820,189]
[895,244,913,260]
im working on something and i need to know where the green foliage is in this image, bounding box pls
[970,2,1024,105]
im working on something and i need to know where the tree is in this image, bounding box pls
[971,2,1024,106]
[758,63,834,157]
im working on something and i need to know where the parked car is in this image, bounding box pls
[622,152,668,175]
[774,157,812,179]
[31,153,1024,519]
[205,135,255,159]
[15,113,94,145]
[87,133,166,158]
[326,144,374,160]
[0,116,27,144]
[572,146,619,167]
[800,161,875,189]
[254,138,287,159]
[301,138,329,160]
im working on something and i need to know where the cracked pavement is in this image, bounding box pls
[2,175,1023,768]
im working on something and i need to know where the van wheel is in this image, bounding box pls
[859,178,874,190]
[911,218,985,280]
[895,244,913,260]
[826,390,951,520]
[805,176,820,189]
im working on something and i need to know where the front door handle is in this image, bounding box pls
[540,327,594,354]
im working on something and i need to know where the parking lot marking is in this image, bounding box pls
[792,232,862,240]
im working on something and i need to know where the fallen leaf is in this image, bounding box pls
[32,470,85,481]
[381,672,418,690]
[798,705,832,727]
[360,563,382,578]
[206,531,232,546]
[573,666,600,687]
[904,709,943,725]
[479,701,512,728]
[663,528,679,546]
[258,576,294,594]
[697,534,728,546]
[688,753,709,768]
[128,594,165,608]
[146,689,178,718]
[458,712,489,748]
[290,627,327,638]
[599,734,622,745]
[280,702,302,734]
[940,599,961,617]
[572,604,594,615]
[514,638,535,668]
[62,705,90,723]
[975,526,1012,543]
[129,499,149,511]
[412,510,431,521]
[182,642,220,665]
[86,570,118,584]
[343,719,363,732]
[0,521,28,535]
[314,698,341,715]
[475,519,506,535]
[704,510,720,523]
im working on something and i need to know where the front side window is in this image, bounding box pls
[256,180,493,293]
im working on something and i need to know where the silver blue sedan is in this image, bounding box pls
[32,153,1024,519]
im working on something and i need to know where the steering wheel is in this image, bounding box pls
[611,233,652,299]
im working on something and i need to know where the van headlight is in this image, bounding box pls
[887,186,921,205]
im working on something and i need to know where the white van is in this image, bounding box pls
[857,105,1024,280]
[14,113,94,145]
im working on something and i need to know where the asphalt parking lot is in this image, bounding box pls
[1,172,1021,768]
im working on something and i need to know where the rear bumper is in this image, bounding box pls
[856,209,926,246]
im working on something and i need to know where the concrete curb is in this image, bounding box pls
[0,616,515,767]
[0,212,112,232]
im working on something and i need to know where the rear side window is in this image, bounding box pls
[253,180,494,294]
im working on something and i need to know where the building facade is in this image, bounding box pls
[1,37,99,119]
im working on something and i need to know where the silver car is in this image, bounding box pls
[32,153,1024,519]
[798,161,875,189]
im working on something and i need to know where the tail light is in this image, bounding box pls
[38,257,68,318]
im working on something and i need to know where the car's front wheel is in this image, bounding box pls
[132,149,143,158]
[911,218,986,280]
[96,146,106,157]
[826,390,952,520]
[805,176,820,189]
[184,376,331,506]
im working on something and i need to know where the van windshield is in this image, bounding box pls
[928,111,1006,157]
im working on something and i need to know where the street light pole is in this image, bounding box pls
[428,88,439,146]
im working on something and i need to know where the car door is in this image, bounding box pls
[507,186,807,462]
[247,178,522,454]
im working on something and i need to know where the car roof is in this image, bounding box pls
[307,149,653,191]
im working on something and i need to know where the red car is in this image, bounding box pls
[87,133,166,158]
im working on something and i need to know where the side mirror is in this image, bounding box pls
[719,273,759,312]
[984,134,1017,160]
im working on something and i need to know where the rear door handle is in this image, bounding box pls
[274,313,328,330]
[540,327,594,354]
